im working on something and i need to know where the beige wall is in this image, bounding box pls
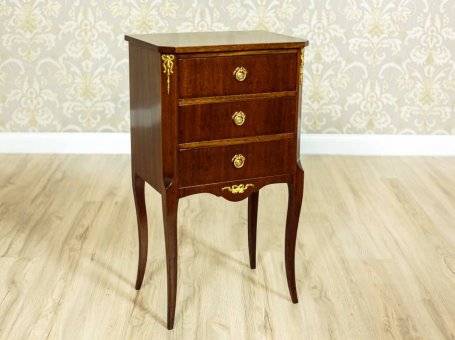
[0,0,454,134]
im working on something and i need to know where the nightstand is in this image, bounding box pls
[125,31,308,330]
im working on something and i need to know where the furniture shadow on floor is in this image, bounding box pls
[81,254,168,328]
[181,229,291,301]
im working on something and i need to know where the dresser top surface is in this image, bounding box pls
[125,31,308,53]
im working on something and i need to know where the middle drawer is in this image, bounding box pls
[179,96,296,143]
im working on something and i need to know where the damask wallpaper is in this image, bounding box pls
[0,0,454,134]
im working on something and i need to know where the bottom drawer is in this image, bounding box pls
[179,138,295,187]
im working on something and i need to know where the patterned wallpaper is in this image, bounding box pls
[0,0,454,134]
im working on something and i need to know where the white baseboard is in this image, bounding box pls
[0,133,131,154]
[300,134,455,156]
[0,133,454,156]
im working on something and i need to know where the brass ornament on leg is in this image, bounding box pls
[162,54,175,94]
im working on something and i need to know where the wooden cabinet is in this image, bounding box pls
[125,31,308,330]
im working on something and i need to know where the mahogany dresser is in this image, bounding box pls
[125,31,308,330]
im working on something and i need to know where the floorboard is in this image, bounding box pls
[0,155,454,339]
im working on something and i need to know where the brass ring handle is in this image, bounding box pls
[232,154,245,169]
[233,67,247,81]
[232,111,246,126]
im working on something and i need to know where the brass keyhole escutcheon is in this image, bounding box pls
[232,111,246,126]
[232,154,245,169]
[233,67,247,81]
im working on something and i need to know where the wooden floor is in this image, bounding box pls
[0,155,454,339]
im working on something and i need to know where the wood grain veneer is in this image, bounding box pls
[178,96,296,143]
[178,53,298,98]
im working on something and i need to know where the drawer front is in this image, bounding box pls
[179,139,295,187]
[179,96,296,143]
[178,53,298,98]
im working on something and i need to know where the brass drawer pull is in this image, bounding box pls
[232,154,245,168]
[232,111,246,126]
[222,184,254,194]
[233,66,247,81]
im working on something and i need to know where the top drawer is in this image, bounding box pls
[178,52,298,98]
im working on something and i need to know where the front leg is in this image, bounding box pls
[284,167,304,303]
[162,188,179,330]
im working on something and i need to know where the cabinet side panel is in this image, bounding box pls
[128,43,163,191]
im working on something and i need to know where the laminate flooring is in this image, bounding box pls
[0,155,454,339]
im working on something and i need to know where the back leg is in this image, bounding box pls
[132,173,148,290]
[248,191,259,269]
